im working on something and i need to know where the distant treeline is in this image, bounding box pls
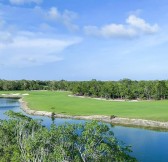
[0,79,168,100]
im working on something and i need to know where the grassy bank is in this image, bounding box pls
[1,91,168,121]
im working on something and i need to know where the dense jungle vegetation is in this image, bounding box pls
[0,79,168,100]
[0,111,136,162]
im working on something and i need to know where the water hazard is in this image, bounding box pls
[0,98,168,162]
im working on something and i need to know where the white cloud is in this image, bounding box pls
[84,24,137,38]
[47,7,79,31]
[0,31,82,67]
[0,5,82,68]
[126,15,159,34]
[9,0,42,5]
[0,4,78,33]
[48,7,60,20]
[84,15,159,38]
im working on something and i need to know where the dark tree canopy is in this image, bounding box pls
[0,79,168,100]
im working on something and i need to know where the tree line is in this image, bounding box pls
[0,111,136,162]
[0,79,168,100]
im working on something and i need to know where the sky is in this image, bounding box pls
[0,0,168,81]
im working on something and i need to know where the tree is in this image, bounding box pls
[0,111,137,162]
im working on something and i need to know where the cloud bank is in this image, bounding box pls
[0,5,82,68]
[0,31,81,67]
[84,15,159,38]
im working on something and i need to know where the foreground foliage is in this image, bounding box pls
[0,111,136,162]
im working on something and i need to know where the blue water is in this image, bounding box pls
[0,98,168,162]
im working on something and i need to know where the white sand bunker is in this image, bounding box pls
[22,94,29,96]
[11,93,20,95]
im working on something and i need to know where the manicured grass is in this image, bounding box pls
[1,91,168,121]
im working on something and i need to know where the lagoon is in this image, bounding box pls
[0,98,168,162]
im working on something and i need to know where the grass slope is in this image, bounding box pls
[1,91,168,121]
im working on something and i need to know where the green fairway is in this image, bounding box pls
[1,91,168,121]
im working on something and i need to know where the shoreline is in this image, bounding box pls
[19,98,168,130]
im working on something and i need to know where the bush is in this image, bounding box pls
[0,111,137,162]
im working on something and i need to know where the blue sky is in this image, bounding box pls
[0,0,168,80]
